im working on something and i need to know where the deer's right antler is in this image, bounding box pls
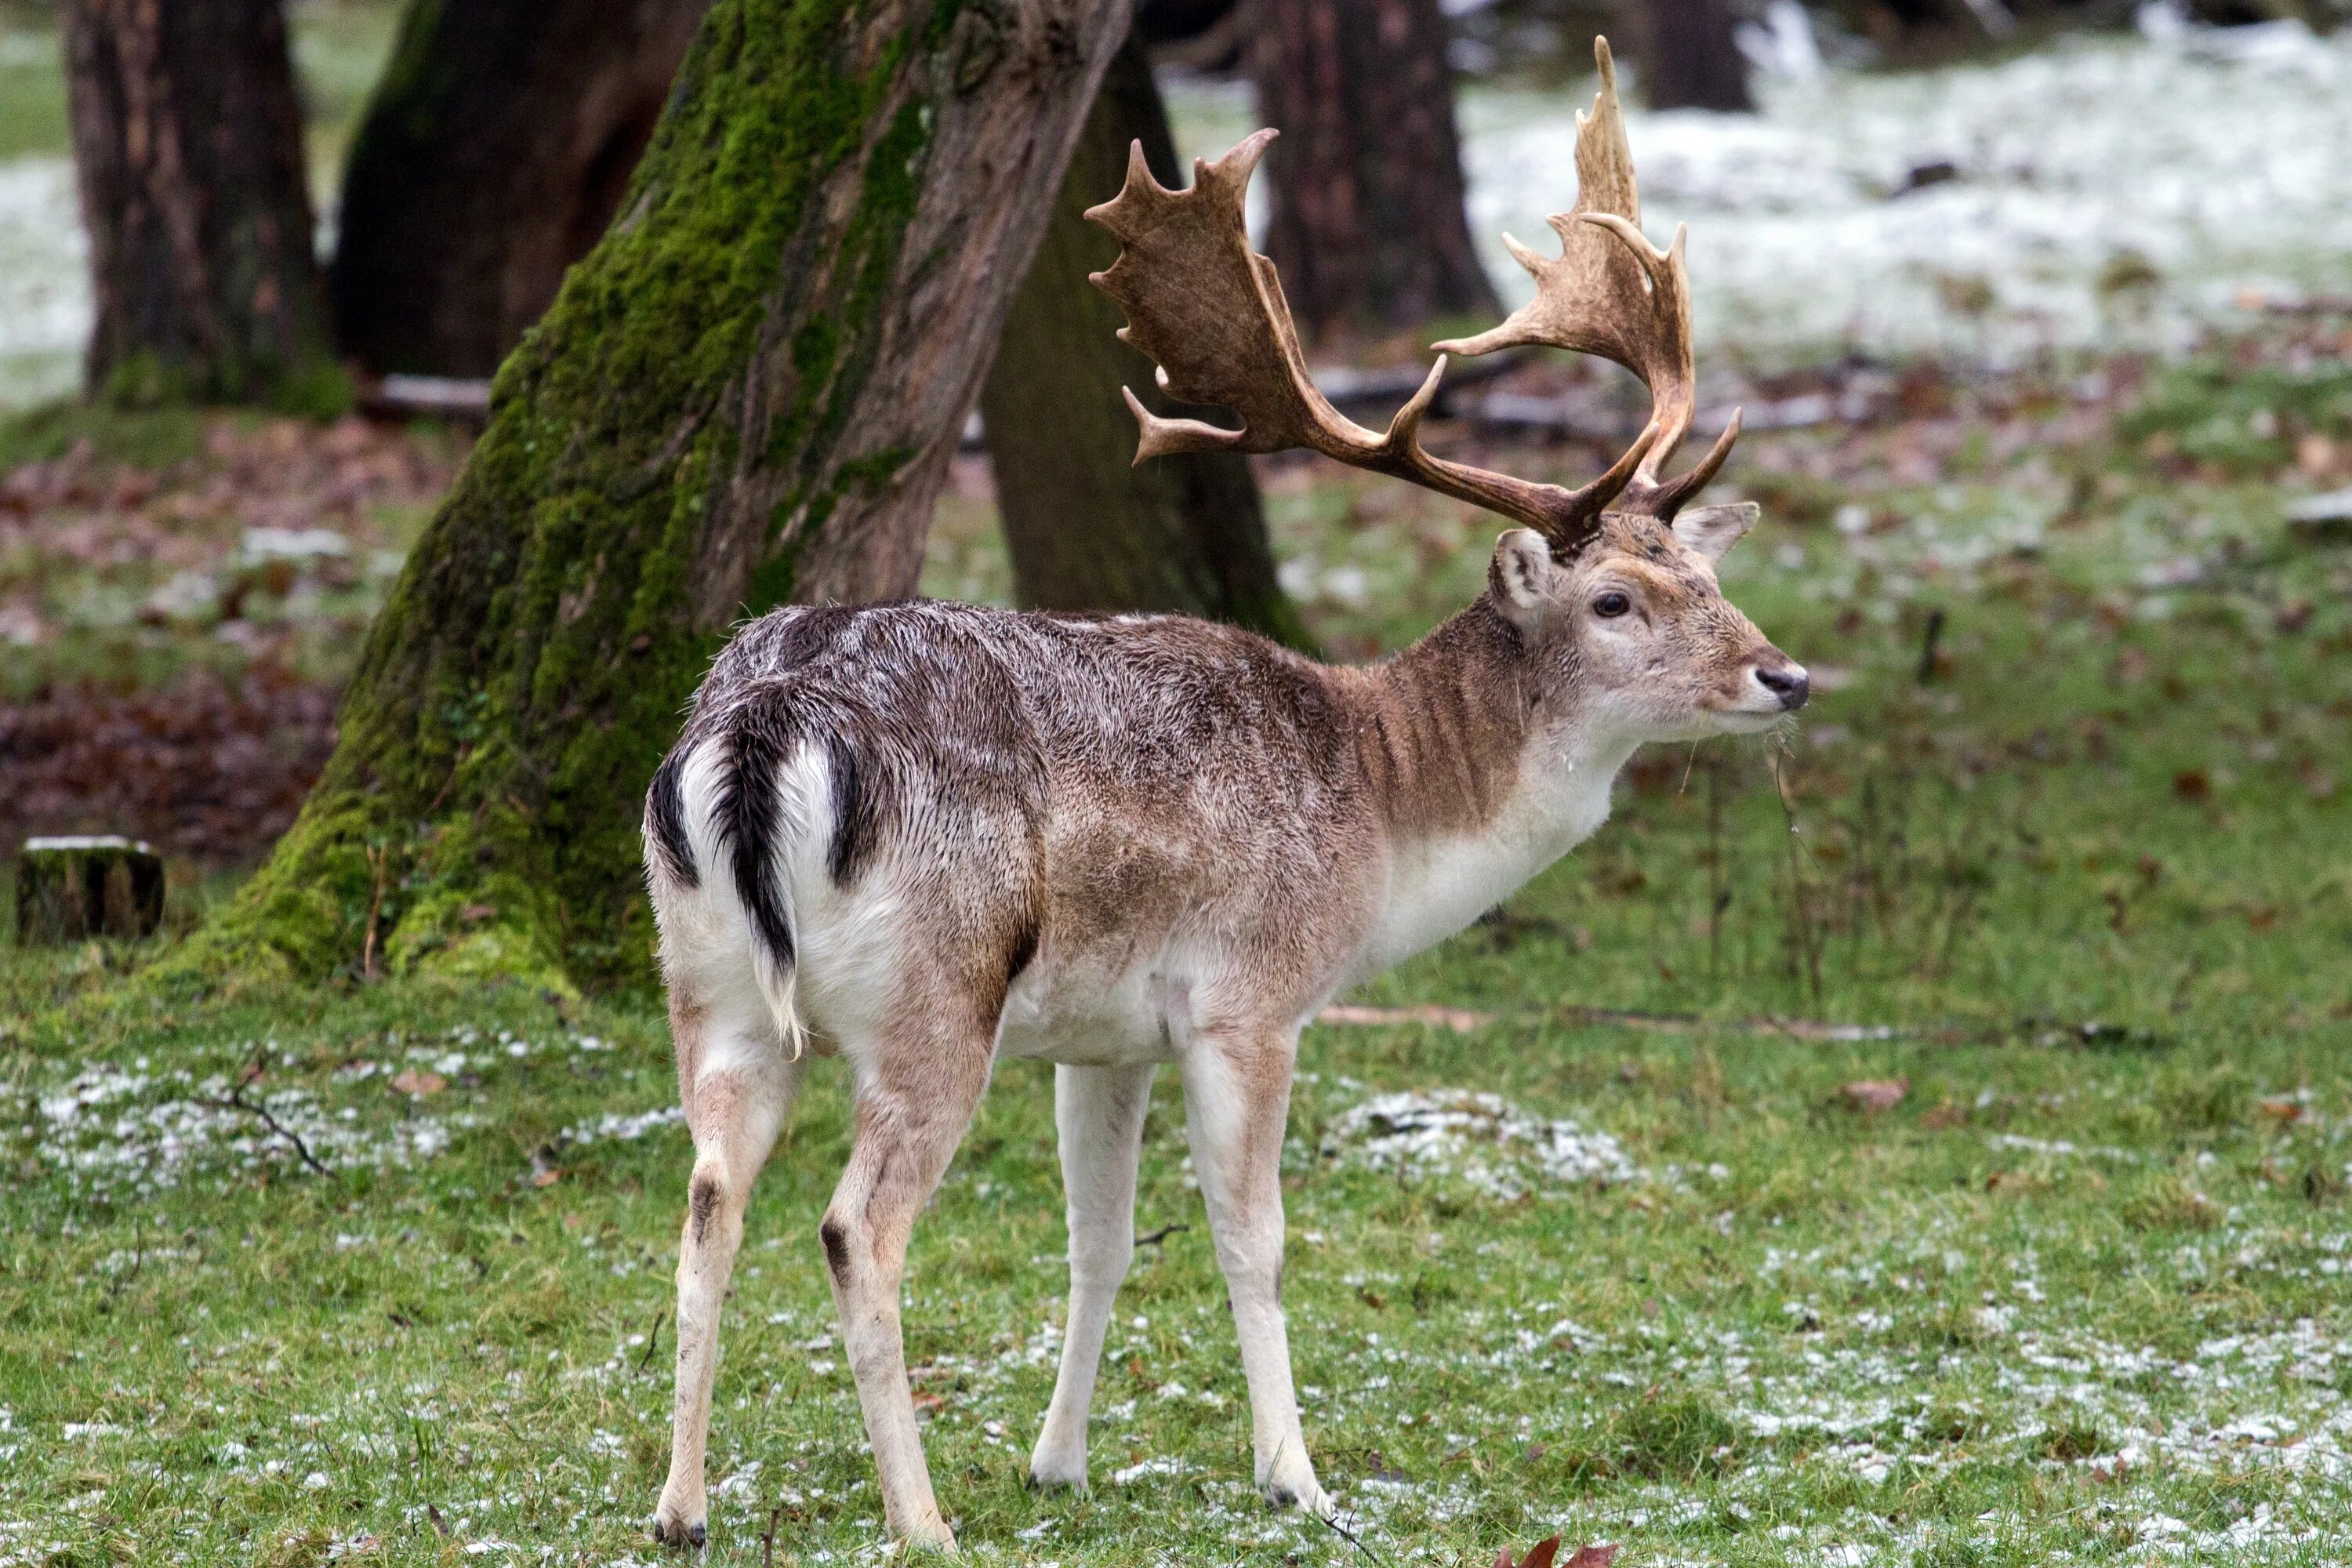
[1087,35,1733,557]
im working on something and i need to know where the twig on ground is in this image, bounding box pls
[1314,1506,1395,1568]
[1317,1004,1500,1033]
[638,1306,669,1371]
[200,1075,332,1178]
[1135,1223,1191,1247]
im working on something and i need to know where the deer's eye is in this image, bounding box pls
[1592,591,1632,619]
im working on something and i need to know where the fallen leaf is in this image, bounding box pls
[1841,1078,1909,1112]
[911,1392,946,1419]
[2257,1098,2305,1124]
[390,1069,446,1098]
[2172,769,2212,801]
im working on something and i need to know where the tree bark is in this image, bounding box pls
[1637,0,1756,112]
[980,31,1311,649]
[1243,0,1497,342]
[162,0,1132,996]
[61,0,339,408]
[328,0,712,379]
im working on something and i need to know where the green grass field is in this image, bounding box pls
[3,343,2351,1566]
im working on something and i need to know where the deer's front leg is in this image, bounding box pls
[1178,1030,1330,1516]
[1030,1062,1156,1490]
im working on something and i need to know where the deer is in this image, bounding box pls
[642,39,1805,1551]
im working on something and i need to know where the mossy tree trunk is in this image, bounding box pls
[328,0,712,379]
[61,0,340,409]
[165,0,1132,996]
[979,31,1311,649]
[1242,0,1496,341]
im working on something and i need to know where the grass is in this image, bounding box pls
[3,344,2352,1565]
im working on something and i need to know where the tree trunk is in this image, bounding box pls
[60,0,339,409]
[1243,0,1497,342]
[1637,0,1756,112]
[980,31,1311,649]
[162,0,1131,996]
[328,0,711,379]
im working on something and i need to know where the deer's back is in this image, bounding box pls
[656,601,1385,1057]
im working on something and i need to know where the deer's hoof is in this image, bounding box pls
[1025,1447,1088,1493]
[651,1500,706,1552]
[1260,1470,1334,1519]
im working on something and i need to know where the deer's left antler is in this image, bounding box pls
[1087,35,1733,557]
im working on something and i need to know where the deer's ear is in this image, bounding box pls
[1673,502,1760,564]
[1489,529,1555,633]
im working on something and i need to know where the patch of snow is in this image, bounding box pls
[1326,1087,1641,1199]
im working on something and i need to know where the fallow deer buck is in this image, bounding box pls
[644,39,1805,1550]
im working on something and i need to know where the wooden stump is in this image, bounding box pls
[15,837,166,944]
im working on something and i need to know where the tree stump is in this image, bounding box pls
[15,837,166,944]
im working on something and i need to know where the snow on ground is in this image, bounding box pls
[5,27,2352,407]
[0,158,83,409]
[1466,25,2352,371]
[1189,24,2352,374]
[1324,1087,1642,1198]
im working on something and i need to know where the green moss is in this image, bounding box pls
[162,0,970,1001]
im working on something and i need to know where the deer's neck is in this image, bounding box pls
[1341,599,1638,977]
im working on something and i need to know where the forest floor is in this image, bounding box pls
[3,315,2352,1566]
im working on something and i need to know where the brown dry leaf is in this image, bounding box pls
[1841,1078,1910,1112]
[530,1167,564,1189]
[389,1069,446,1098]
[1495,1540,1621,1568]
[2257,1098,2306,1124]
[2172,769,2212,801]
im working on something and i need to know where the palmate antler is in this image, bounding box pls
[1085,36,1736,558]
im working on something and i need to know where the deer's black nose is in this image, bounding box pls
[1755,663,1809,710]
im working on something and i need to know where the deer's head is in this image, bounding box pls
[1087,36,1805,743]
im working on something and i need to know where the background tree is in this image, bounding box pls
[981,31,1311,648]
[60,0,339,408]
[1242,0,1497,341]
[328,0,712,379]
[1639,0,1756,111]
[164,0,1131,996]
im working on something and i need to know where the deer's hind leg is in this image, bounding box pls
[821,993,998,1547]
[1029,1062,1156,1490]
[653,985,804,1550]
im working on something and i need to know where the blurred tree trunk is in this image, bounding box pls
[1638,0,1755,111]
[161,0,1131,996]
[328,0,710,378]
[60,0,339,409]
[981,31,1312,650]
[1243,0,1497,341]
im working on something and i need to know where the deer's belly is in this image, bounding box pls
[993,951,1189,1067]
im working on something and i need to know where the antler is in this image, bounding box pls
[1086,132,1652,559]
[1432,36,1738,518]
[1085,34,1733,555]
